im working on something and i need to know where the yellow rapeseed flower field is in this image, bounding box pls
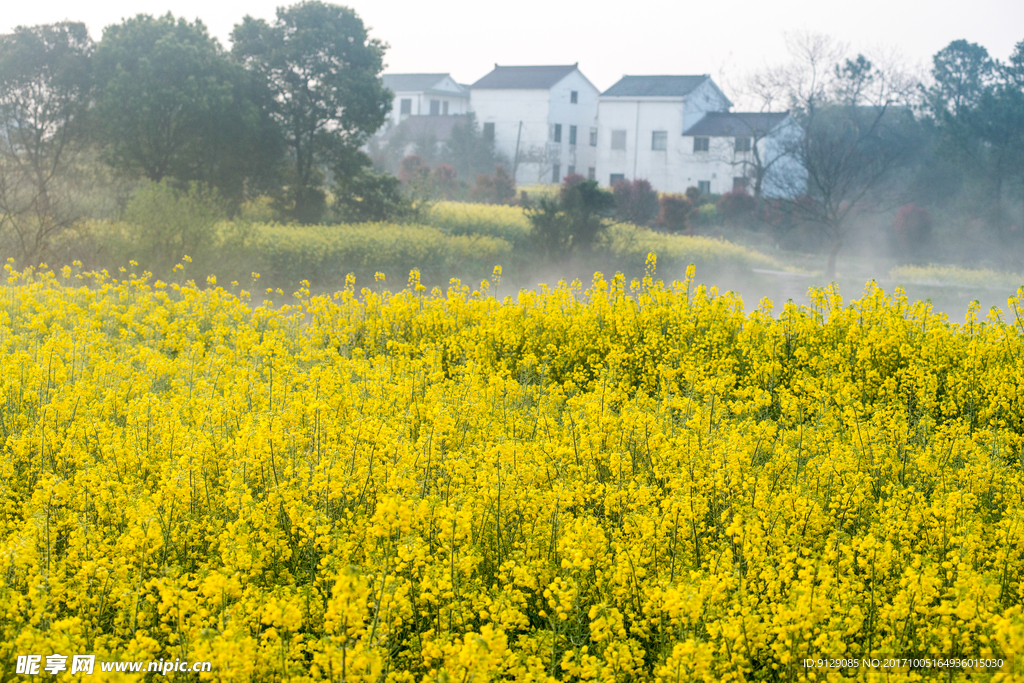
[2,256,1024,681]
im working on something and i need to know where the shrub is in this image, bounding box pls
[399,154,430,184]
[121,180,226,273]
[472,166,517,204]
[603,223,780,272]
[248,222,511,286]
[611,178,659,225]
[657,194,694,233]
[528,179,614,256]
[695,203,720,226]
[332,168,415,223]
[426,202,531,246]
[717,189,756,223]
[891,203,932,258]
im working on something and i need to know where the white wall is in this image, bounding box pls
[469,89,551,183]
[469,70,600,185]
[594,80,731,193]
[386,75,469,128]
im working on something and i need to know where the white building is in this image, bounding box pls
[381,73,469,128]
[469,64,600,185]
[681,111,802,197]
[595,75,732,193]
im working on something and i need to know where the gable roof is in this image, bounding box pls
[602,75,709,98]
[684,111,791,136]
[471,64,579,90]
[382,73,466,96]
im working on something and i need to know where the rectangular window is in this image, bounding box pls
[568,165,575,176]
[443,101,449,115]
[693,137,709,152]
[483,122,495,143]
[569,125,577,145]
[571,90,578,103]
[610,173,625,185]
[400,98,412,115]
[552,164,561,183]
[611,130,627,150]
[430,99,440,115]
[587,167,596,180]
[733,177,750,191]
[589,127,598,146]
[652,131,668,150]
[734,136,751,152]
[698,180,711,194]
[553,124,562,143]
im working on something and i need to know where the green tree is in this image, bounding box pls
[231,2,390,224]
[441,112,503,181]
[528,176,613,256]
[93,13,279,203]
[0,22,93,260]
[927,39,1024,240]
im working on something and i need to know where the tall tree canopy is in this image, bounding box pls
[231,1,391,224]
[94,13,280,201]
[0,22,93,260]
[927,39,1024,239]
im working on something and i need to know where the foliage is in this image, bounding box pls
[331,167,415,224]
[399,154,430,185]
[657,194,694,233]
[0,22,93,261]
[611,178,659,225]
[441,112,504,181]
[926,39,1024,241]
[425,201,532,246]
[231,1,390,224]
[243,222,510,286]
[105,180,227,273]
[891,203,933,259]
[890,263,1024,290]
[603,224,779,272]
[472,166,517,205]
[527,178,615,257]
[94,13,279,202]
[3,263,1024,680]
[716,189,757,223]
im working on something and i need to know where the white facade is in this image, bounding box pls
[681,112,803,197]
[382,74,469,129]
[595,76,732,193]
[469,66,599,185]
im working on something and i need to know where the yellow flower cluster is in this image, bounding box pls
[890,264,1024,291]
[1,258,1024,682]
[426,202,532,246]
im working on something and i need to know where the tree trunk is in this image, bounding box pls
[825,239,841,281]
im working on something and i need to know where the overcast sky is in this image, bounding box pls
[3,0,1021,94]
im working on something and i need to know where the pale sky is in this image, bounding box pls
[3,0,1021,94]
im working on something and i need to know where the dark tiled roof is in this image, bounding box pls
[471,64,578,90]
[381,115,469,143]
[684,111,791,136]
[602,75,708,97]
[382,73,464,94]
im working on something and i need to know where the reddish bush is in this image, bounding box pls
[560,173,587,201]
[431,164,458,199]
[472,165,517,204]
[892,203,932,257]
[717,189,756,223]
[399,154,430,184]
[611,178,659,225]
[657,194,694,233]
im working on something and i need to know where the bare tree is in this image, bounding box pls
[0,23,93,262]
[751,33,920,279]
